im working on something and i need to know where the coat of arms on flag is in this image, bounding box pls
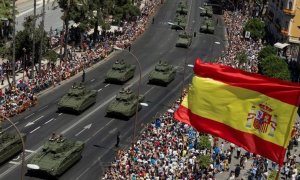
[246,103,277,136]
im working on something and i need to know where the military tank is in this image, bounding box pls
[27,133,84,177]
[200,17,215,34]
[57,83,97,114]
[200,5,213,17]
[148,61,176,86]
[0,124,26,164]
[105,60,136,84]
[171,15,187,30]
[106,88,144,118]
[176,33,192,48]
[176,2,188,15]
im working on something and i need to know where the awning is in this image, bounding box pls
[274,42,290,49]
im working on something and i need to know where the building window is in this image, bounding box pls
[288,0,293,9]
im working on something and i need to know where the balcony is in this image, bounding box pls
[281,28,289,36]
[283,8,295,15]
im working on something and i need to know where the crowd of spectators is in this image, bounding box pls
[101,3,300,180]
[0,0,162,117]
[216,9,263,73]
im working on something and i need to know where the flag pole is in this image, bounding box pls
[275,166,281,180]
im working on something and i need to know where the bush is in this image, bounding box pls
[46,50,58,62]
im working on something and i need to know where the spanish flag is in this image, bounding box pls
[175,58,300,165]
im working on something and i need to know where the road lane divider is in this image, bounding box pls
[44,118,55,125]
[38,105,48,111]
[97,88,103,92]
[30,126,41,134]
[104,84,110,87]
[90,79,95,82]
[24,113,35,119]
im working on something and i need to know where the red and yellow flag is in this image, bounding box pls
[175,58,300,165]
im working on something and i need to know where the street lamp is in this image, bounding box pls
[113,46,142,144]
[0,114,26,180]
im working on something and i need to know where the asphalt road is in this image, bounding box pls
[1,0,226,179]
[16,0,62,32]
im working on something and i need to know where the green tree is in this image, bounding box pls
[14,17,49,69]
[45,49,58,62]
[198,135,211,150]
[236,50,248,67]
[260,55,290,81]
[258,45,277,61]
[0,0,16,42]
[197,155,212,169]
[244,18,265,40]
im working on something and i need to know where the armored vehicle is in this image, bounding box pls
[200,17,215,34]
[148,61,176,86]
[27,134,84,177]
[57,83,97,114]
[200,5,213,17]
[0,125,26,164]
[105,60,136,84]
[171,15,187,30]
[106,88,144,118]
[176,2,188,15]
[176,33,192,48]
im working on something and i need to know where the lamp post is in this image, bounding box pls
[0,114,26,180]
[113,46,142,144]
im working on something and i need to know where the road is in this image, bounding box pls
[1,0,226,179]
[16,0,62,32]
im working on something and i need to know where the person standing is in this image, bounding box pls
[82,69,85,83]
[115,131,120,148]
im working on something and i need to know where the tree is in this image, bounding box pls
[45,49,58,62]
[260,55,290,81]
[0,0,16,42]
[197,155,212,169]
[244,18,265,40]
[198,135,211,150]
[258,45,277,61]
[236,50,247,67]
[14,17,49,70]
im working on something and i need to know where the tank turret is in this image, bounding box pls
[27,133,84,177]
[106,88,144,118]
[57,83,97,114]
[105,60,136,84]
[176,33,192,48]
[149,61,176,86]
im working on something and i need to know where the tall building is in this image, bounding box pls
[265,0,300,61]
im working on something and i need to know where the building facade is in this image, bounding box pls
[265,0,300,61]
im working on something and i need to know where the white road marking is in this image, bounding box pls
[30,126,41,134]
[24,113,35,119]
[75,124,92,137]
[38,105,48,111]
[8,161,19,165]
[12,155,20,161]
[90,79,95,82]
[58,113,63,116]
[3,125,12,131]
[25,115,44,127]
[104,84,110,87]
[25,149,35,153]
[97,88,103,92]
[44,118,55,125]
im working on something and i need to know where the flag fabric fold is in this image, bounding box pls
[175,58,300,165]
